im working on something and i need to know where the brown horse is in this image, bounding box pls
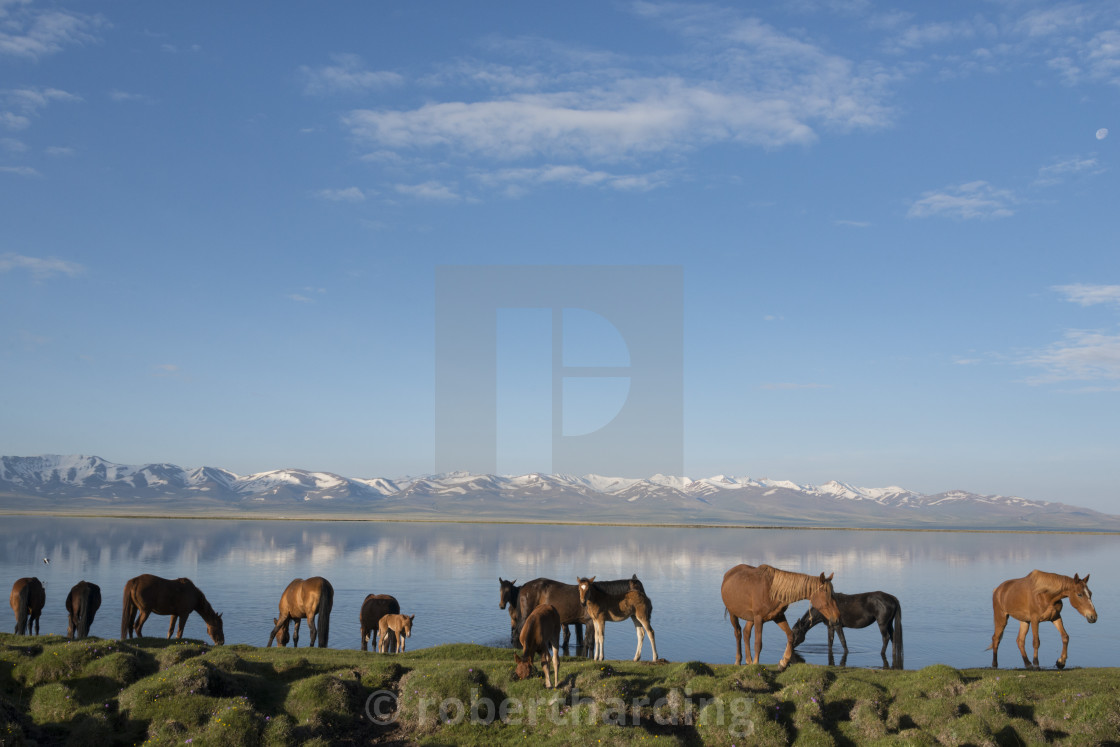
[121,574,224,645]
[513,603,561,688]
[360,593,400,651]
[721,564,839,668]
[10,577,45,635]
[267,577,333,648]
[576,576,658,662]
[988,570,1098,669]
[378,613,415,653]
[508,576,642,650]
[499,577,522,643]
[65,581,102,640]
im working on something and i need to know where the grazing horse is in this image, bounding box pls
[267,577,333,648]
[791,591,903,668]
[378,613,415,653]
[10,577,45,635]
[510,575,643,649]
[721,564,839,669]
[65,581,102,640]
[360,593,400,651]
[121,574,224,645]
[576,576,658,662]
[988,570,1097,669]
[513,603,561,688]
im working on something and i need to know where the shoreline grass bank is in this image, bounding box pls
[2,634,1118,745]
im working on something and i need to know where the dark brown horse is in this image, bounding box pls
[508,575,643,650]
[121,574,224,645]
[721,564,839,668]
[498,577,522,643]
[791,590,903,669]
[268,577,333,648]
[65,581,102,640]
[577,576,658,662]
[989,570,1097,669]
[10,577,45,635]
[360,593,400,651]
[513,603,561,687]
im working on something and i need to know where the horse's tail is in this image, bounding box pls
[893,604,903,659]
[14,584,29,635]
[121,579,136,640]
[317,583,333,648]
[76,586,91,639]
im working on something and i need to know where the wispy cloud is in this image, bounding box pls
[1,87,80,137]
[0,165,40,177]
[1035,156,1103,186]
[314,186,365,202]
[1022,330,1120,387]
[0,252,84,278]
[0,4,104,59]
[1054,284,1120,307]
[834,219,870,227]
[298,54,403,95]
[907,180,1015,219]
[760,382,831,390]
[473,164,670,195]
[394,181,461,201]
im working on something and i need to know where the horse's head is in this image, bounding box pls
[576,576,596,606]
[401,614,415,638]
[809,572,840,625]
[513,653,533,681]
[790,612,813,648]
[1070,573,1097,623]
[499,578,517,609]
[208,613,225,646]
[272,617,290,646]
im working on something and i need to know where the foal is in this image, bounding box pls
[576,576,658,662]
[513,603,561,688]
[378,613,415,653]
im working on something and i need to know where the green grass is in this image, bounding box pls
[1,633,1119,746]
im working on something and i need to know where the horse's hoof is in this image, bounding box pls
[1056,660,1066,670]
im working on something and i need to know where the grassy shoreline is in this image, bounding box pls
[2,634,1118,746]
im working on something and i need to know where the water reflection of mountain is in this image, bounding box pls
[2,517,1112,575]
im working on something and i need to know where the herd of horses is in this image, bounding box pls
[7,566,1098,684]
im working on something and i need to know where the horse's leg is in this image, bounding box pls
[561,623,571,648]
[167,615,177,639]
[135,610,150,637]
[878,620,890,658]
[834,623,849,654]
[308,615,318,648]
[752,620,765,665]
[775,617,795,669]
[1030,620,1042,669]
[826,624,834,654]
[729,614,743,666]
[642,615,657,662]
[990,612,1009,667]
[594,619,606,661]
[632,617,645,662]
[293,618,301,648]
[1014,620,1031,668]
[1053,617,1070,669]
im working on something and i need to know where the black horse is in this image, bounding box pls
[791,590,903,669]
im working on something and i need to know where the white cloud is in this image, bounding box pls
[394,181,461,201]
[298,54,403,95]
[0,136,26,152]
[1023,330,1120,386]
[0,252,84,278]
[0,5,103,59]
[0,165,40,177]
[1053,284,1120,307]
[314,187,365,202]
[45,145,73,157]
[834,219,870,227]
[1035,156,1102,186]
[473,164,670,194]
[109,90,147,103]
[907,180,1016,219]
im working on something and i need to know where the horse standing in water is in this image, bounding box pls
[790,590,903,669]
[498,578,523,644]
[66,581,102,640]
[10,577,45,635]
[989,570,1097,669]
[268,577,333,648]
[121,574,224,645]
[359,593,400,651]
[721,564,839,669]
[513,603,561,688]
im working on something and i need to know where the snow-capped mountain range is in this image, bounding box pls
[1,454,1116,530]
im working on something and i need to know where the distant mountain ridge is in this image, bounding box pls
[1,454,1116,530]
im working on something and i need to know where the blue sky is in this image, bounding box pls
[2,1,1118,510]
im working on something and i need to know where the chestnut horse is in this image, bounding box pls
[268,576,333,648]
[791,590,903,669]
[121,574,224,645]
[721,564,839,668]
[988,570,1097,669]
[10,577,45,635]
[576,576,658,662]
[66,581,102,640]
[360,593,400,651]
[378,613,414,653]
[513,603,561,688]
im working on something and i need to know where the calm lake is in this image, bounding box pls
[2,516,1117,670]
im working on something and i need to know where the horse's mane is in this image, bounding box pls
[760,564,824,605]
[1028,569,1077,596]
